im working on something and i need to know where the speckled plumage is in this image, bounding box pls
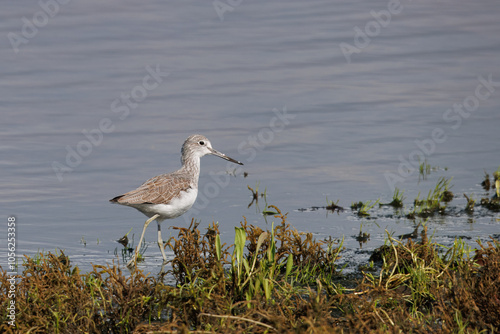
[110,134,243,267]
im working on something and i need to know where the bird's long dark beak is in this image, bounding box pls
[209,147,244,165]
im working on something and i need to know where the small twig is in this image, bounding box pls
[379,308,395,326]
[199,312,276,330]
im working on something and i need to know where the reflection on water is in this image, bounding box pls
[1,0,499,273]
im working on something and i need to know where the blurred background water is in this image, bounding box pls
[1,0,499,274]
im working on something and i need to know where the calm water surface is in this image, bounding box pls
[1,0,499,274]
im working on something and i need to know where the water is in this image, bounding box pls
[1,0,499,274]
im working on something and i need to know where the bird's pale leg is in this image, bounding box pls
[127,214,160,268]
[157,221,168,263]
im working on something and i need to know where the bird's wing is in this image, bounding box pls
[110,173,192,205]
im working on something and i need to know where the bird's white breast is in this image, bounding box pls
[136,187,198,220]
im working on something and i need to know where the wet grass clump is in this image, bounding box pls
[480,197,500,211]
[407,177,453,219]
[247,182,267,209]
[481,171,491,190]
[355,224,370,247]
[361,231,500,332]
[166,206,342,292]
[326,198,344,213]
[0,252,154,333]
[419,159,433,180]
[479,167,500,211]
[351,199,379,217]
[464,193,476,214]
[380,187,405,208]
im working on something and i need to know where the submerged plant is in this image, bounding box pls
[380,187,405,208]
[351,199,380,217]
[326,197,344,213]
[482,170,491,190]
[494,166,500,182]
[464,193,476,213]
[247,182,267,209]
[407,177,453,219]
[480,197,500,211]
[118,229,147,265]
[356,224,370,248]
[419,159,432,180]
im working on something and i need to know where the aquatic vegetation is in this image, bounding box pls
[117,227,132,247]
[261,204,278,216]
[2,217,499,333]
[407,177,453,219]
[355,223,370,247]
[494,166,500,182]
[481,166,500,191]
[297,198,344,214]
[326,198,344,213]
[115,229,148,264]
[418,159,444,181]
[396,221,422,240]
[419,158,432,180]
[0,251,154,333]
[478,167,500,211]
[247,182,267,209]
[464,193,476,214]
[482,170,491,190]
[364,231,500,331]
[480,197,500,212]
[380,187,405,208]
[351,199,380,217]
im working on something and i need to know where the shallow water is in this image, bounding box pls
[1,0,499,274]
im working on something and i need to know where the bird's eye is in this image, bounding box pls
[199,140,205,146]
